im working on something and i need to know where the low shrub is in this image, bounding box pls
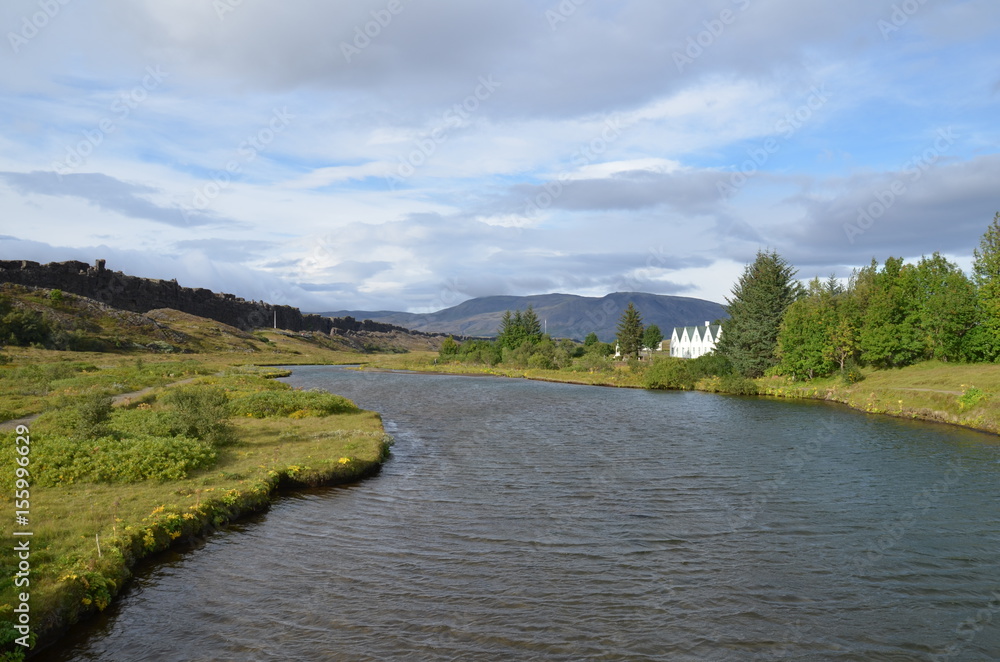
[160,385,236,447]
[839,363,865,385]
[644,357,696,390]
[75,393,113,440]
[716,374,760,395]
[32,433,216,485]
[229,388,359,418]
[958,386,986,411]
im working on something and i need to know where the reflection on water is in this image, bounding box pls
[39,367,1000,661]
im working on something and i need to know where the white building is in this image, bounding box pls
[669,321,722,359]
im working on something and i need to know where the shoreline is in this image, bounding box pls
[357,360,1000,438]
[26,446,389,658]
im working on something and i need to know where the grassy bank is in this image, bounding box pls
[358,350,648,388]
[0,336,386,658]
[755,361,1000,435]
[364,352,1000,436]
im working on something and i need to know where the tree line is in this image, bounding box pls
[716,212,1000,380]
[437,302,666,369]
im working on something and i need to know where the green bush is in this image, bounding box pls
[839,361,865,385]
[528,352,555,370]
[161,385,236,446]
[111,408,181,438]
[716,374,760,395]
[958,386,986,411]
[644,357,696,390]
[32,433,216,485]
[229,388,359,418]
[0,308,52,347]
[570,352,612,372]
[75,393,113,440]
[439,336,459,357]
[688,352,732,378]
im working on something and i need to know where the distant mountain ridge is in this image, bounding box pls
[320,292,728,342]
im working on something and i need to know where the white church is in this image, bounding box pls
[669,322,722,359]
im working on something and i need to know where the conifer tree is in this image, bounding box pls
[496,307,543,349]
[715,249,800,377]
[615,302,644,360]
[522,305,543,341]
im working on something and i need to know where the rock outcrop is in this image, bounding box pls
[0,259,418,335]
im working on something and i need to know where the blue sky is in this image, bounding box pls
[1,0,998,312]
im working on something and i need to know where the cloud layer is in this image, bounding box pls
[1,0,998,311]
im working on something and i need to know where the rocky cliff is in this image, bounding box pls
[0,259,418,336]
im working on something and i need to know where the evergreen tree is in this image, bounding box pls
[496,307,542,349]
[642,324,664,350]
[615,302,644,360]
[973,212,1000,360]
[522,305,543,342]
[715,249,800,377]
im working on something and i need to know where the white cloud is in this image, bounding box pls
[0,0,996,313]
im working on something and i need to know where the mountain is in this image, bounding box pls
[320,292,728,342]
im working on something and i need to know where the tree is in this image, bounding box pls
[911,253,978,362]
[497,307,543,350]
[615,302,644,360]
[777,278,838,379]
[522,305,543,341]
[583,332,600,347]
[439,336,459,357]
[973,212,1000,360]
[642,324,663,350]
[857,257,922,368]
[715,249,800,377]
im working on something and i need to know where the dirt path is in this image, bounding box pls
[892,387,964,395]
[0,377,202,432]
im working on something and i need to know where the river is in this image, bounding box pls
[38,366,1000,661]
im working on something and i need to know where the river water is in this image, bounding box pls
[38,367,1000,661]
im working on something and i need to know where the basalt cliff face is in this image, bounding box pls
[0,259,418,336]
